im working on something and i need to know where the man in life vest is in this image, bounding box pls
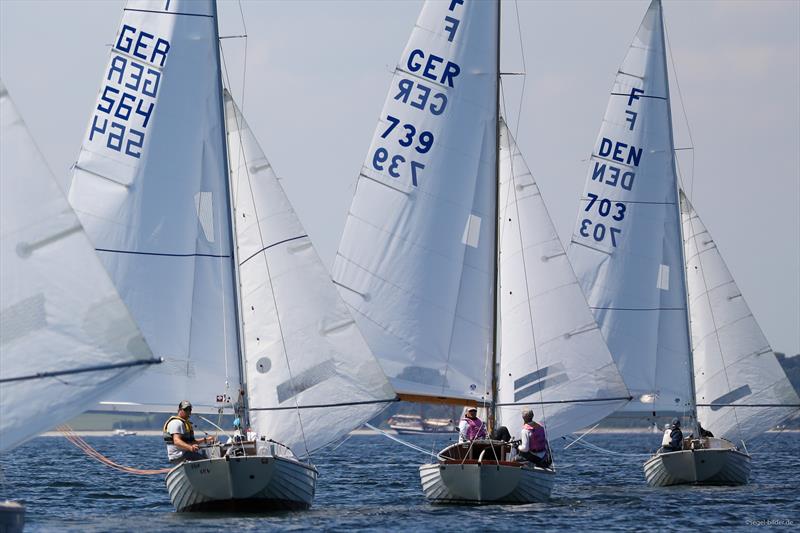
[659,418,684,453]
[163,400,215,464]
[458,407,487,443]
[516,409,551,467]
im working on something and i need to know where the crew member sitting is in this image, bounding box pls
[659,418,684,453]
[516,409,551,467]
[458,407,487,443]
[163,400,215,464]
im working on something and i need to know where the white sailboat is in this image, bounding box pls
[68,0,394,511]
[567,0,800,487]
[0,79,157,531]
[332,1,630,504]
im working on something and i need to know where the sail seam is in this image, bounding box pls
[238,234,308,266]
[610,92,667,100]
[124,8,213,18]
[590,306,685,311]
[95,248,230,258]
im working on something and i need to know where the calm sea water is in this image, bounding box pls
[2,432,798,531]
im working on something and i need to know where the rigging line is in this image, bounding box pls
[58,425,170,475]
[512,0,527,140]
[363,423,439,458]
[95,248,229,258]
[563,423,601,450]
[561,434,650,458]
[237,0,248,117]
[0,358,161,384]
[239,235,309,266]
[663,16,696,199]
[249,398,399,411]
[685,202,745,443]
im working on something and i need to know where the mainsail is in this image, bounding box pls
[225,93,395,455]
[496,122,630,439]
[567,0,694,414]
[332,0,499,403]
[68,0,241,413]
[681,191,800,442]
[0,80,155,452]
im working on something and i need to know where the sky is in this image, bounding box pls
[1,0,798,356]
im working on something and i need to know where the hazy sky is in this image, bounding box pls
[1,0,798,355]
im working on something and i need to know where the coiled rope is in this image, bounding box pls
[58,425,170,475]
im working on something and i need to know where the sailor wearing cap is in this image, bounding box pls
[163,400,215,463]
[458,407,487,443]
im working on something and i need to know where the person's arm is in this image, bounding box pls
[458,420,468,442]
[518,429,530,452]
[172,433,200,453]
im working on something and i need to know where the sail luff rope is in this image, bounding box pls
[58,425,170,475]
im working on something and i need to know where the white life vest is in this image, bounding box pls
[661,429,671,446]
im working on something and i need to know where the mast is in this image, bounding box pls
[657,1,698,436]
[211,0,249,429]
[488,0,501,434]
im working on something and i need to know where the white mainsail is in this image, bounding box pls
[567,0,694,414]
[681,191,800,442]
[496,122,630,440]
[0,80,154,452]
[225,93,395,455]
[68,0,241,413]
[332,1,499,403]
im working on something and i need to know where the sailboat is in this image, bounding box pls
[332,0,631,503]
[67,0,394,511]
[0,80,158,531]
[567,0,800,486]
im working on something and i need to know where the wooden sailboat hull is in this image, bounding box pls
[419,462,554,504]
[165,455,318,512]
[643,446,751,487]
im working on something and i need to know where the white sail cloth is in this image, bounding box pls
[225,93,395,456]
[0,80,152,452]
[567,0,694,414]
[495,122,630,440]
[332,1,498,402]
[681,192,800,442]
[68,0,241,413]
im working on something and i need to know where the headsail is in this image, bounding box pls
[567,0,694,414]
[332,0,499,403]
[0,79,155,452]
[496,122,630,439]
[225,93,395,455]
[681,191,800,442]
[68,0,241,413]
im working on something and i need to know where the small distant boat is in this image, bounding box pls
[113,429,137,437]
[388,414,455,435]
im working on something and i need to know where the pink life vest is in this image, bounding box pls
[464,416,487,440]
[523,423,547,453]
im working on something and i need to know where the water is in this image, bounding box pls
[2,432,798,531]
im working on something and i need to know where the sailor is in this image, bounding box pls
[516,409,551,467]
[163,400,215,464]
[697,421,714,438]
[660,418,684,453]
[458,407,487,443]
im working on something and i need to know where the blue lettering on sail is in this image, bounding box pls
[91,24,170,159]
[444,16,460,42]
[394,78,448,116]
[598,137,642,167]
[406,49,460,88]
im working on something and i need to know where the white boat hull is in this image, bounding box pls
[643,446,751,487]
[165,454,318,512]
[0,500,24,533]
[420,462,554,504]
